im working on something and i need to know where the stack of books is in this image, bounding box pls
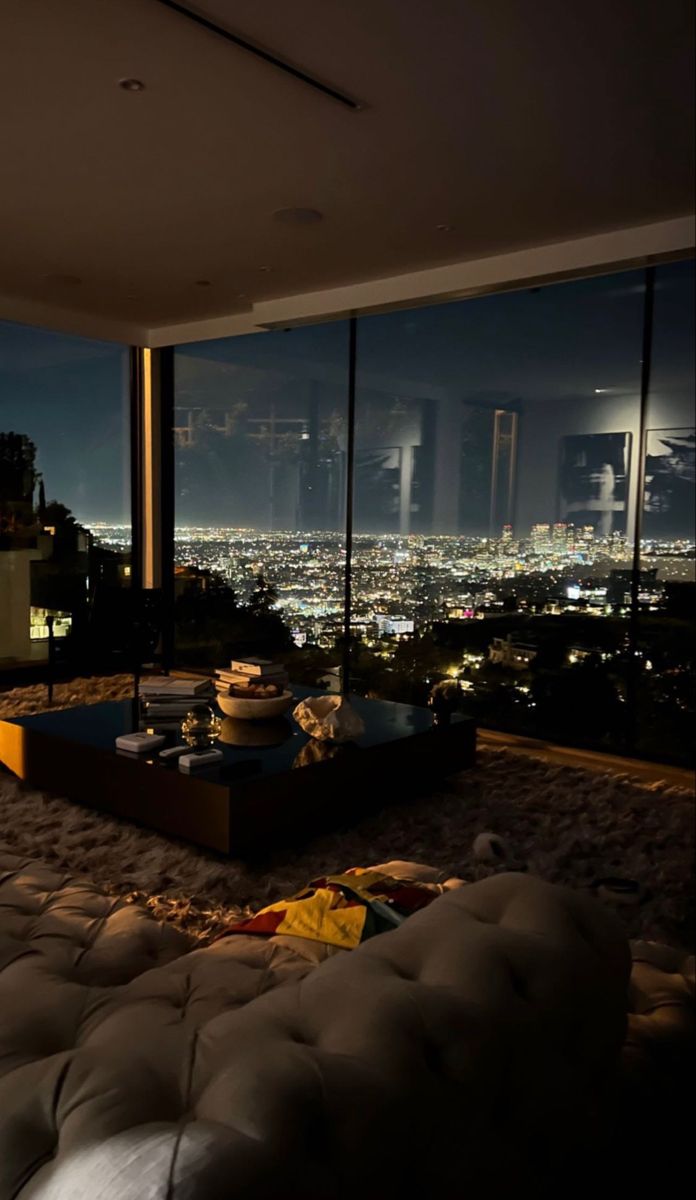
[215,657,289,693]
[140,676,214,722]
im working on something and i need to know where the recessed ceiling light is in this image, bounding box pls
[45,273,82,286]
[273,207,323,225]
[194,279,212,287]
[118,78,145,92]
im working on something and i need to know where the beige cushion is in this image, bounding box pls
[0,846,632,1199]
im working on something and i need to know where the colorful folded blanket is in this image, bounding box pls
[223,868,440,950]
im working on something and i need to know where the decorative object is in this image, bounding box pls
[292,739,345,769]
[216,689,294,721]
[472,831,509,863]
[558,432,631,536]
[643,428,695,539]
[292,694,365,742]
[428,679,462,725]
[181,703,222,748]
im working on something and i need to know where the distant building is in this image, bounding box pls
[552,522,568,551]
[531,523,551,553]
[567,645,605,664]
[607,568,658,606]
[174,564,212,598]
[376,615,414,636]
[488,634,538,668]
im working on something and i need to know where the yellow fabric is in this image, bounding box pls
[258,888,368,949]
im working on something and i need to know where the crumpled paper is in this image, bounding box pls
[292,695,365,743]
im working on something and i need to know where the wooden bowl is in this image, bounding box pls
[216,689,294,721]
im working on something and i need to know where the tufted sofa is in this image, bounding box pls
[0,847,692,1200]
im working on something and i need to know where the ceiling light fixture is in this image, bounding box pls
[118,78,146,91]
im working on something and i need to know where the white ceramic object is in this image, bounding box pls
[472,832,508,863]
[292,695,365,742]
[216,690,294,721]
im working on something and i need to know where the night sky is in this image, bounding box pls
[1,260,693,531]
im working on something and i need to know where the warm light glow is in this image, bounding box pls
[142,349,156,589]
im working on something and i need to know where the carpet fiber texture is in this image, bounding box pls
[1,746,692,948]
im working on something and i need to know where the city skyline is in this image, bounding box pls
[94,521,695,653]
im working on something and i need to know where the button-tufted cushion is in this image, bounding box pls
[0,845,640,1199]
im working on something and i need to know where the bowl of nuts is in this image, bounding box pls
[216,683,294,721]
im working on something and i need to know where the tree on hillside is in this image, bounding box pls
[248,572,279,616]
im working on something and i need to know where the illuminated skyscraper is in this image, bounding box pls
[552,522,569,553]
[531,523,551,553]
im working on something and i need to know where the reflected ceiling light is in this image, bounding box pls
[258,266,273,272]
[436,223,453,232]
[273,207,323,225]
[118,78,146,91]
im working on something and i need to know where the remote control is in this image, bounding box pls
[179,748,224,773]
[115,732,166,754]
[158,744,191,761]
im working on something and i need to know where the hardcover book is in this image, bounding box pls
[230,658,285,677]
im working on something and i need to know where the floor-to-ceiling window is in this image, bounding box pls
[170,259,694,764]
[0,319,130,670]
[173,323,349,670]
[350,271,647,754]
[635,261,695,762]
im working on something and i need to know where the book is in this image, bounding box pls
[142,699,208,717]
[140,676,212,696]
[230,658,284,677]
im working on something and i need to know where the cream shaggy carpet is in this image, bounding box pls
[0,750,692,949]
[1,674,693,948]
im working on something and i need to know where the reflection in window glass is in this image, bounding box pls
[0,320,130,669]
[169,261,693,766]
[637,260,695,764]
[351,271,649,754]
[174,324,349,668]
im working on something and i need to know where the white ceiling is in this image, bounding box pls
[0,0,693,345]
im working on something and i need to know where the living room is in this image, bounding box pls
[0,2,694,1197]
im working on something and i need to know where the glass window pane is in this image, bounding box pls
[637,259,695,764]
[0,320,130,669]
[352,271,647,753]
[174,324,349,670]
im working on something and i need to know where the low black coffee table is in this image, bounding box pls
[0,688,475,856]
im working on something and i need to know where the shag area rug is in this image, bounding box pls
[0,765,692,949]
[1,675,693,948]
[0,674,134,719]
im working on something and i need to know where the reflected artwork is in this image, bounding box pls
[643,428,695,540]
[558,432,631,536]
